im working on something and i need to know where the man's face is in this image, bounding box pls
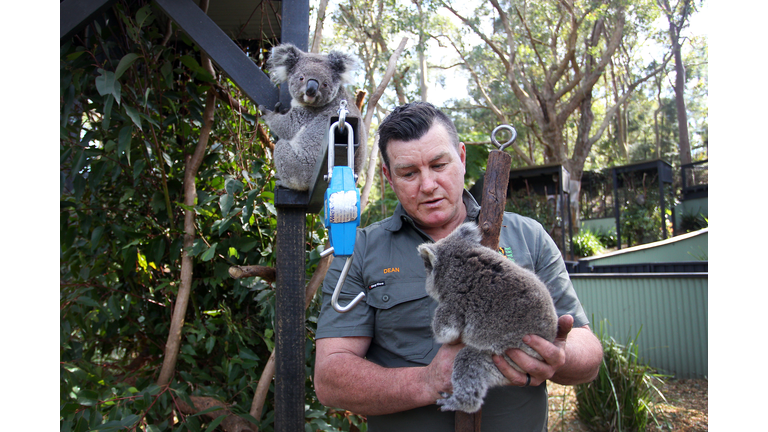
[382,122,467,236]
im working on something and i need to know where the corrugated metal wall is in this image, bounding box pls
[570,273,708,379]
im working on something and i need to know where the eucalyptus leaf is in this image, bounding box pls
[114,53,140,80]
[124,105,143,130]
[200,243,217,261]
[95,69,121,105]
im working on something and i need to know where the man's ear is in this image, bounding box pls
[458,142,467,168]
[381,160,393,187]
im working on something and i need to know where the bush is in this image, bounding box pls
[593,228,617,249]
[575,320,667,432]
[679,211,708,233]
[572,229,605,257]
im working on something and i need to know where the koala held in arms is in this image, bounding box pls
[259,43,367,191]
[417,222,558,413]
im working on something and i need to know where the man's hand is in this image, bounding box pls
[421,340,464,400]
[492,314,596,387]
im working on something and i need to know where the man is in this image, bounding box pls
[314,102,602,431]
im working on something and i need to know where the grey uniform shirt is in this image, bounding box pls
[316,190,589,431]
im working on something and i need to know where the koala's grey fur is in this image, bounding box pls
[417,222,558,413]
[259,43,367,191]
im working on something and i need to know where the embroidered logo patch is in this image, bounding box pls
[498,246,515,262]
[383,267,400,274]
[368,281,385,290]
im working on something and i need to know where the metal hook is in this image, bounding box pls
[491,124,517,151]
[326,120,355,183]
[330,255,366,313]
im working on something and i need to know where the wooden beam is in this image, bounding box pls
[154,0,279,109]
[60,0,118,41]
[274,206,307,432]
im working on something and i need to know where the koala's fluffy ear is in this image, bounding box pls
[327,51,359,84]
[268,43,303,84]
[417,244,437,272]
[455,222,482,245]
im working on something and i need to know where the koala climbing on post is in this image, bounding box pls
[417,222,559,414]
[259,43,367,191]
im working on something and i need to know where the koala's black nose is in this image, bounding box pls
[305,79,319,96]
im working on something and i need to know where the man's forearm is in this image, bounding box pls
[549,327,603,385]
[314,352,436,416]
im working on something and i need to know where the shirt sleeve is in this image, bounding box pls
[526,218,591,328]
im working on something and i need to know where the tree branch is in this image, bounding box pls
[359,37,408,210]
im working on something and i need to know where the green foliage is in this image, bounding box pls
[679,211,707,233]
[572,229,605,257]
[593,228,618,249]
[504,189,556,234]
[60,2,361,430]
[575,321,668,432]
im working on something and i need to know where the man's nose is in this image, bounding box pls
[420,171,439,193]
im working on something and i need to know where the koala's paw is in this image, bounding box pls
[275,101,289,114]
[258,105,273,115]
[436,392,482,413]
[433,325,462,344]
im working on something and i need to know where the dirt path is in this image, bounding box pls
[547,379,708,431]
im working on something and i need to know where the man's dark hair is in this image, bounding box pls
[377,102,460,169]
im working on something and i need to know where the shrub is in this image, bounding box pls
[572,229,605,257]
[679,211,708,233]
[575,320,667,432]
[593,228,617,249]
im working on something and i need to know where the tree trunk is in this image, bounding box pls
[659,0,692,166]
[310,0,330,53]
[157,0,215,387]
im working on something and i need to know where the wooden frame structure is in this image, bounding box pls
[61,1,311,430]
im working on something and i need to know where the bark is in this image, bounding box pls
[658,0,693,166]
[157,0,215,387]
[228,265,277,282]
[310,0,330,53]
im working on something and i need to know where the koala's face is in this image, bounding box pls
[288,57,341,108]
[267,44,359,109]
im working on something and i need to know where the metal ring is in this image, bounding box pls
[524,373,531,387]
[491,124,517,151]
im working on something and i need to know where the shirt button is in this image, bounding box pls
[382,294,390,302]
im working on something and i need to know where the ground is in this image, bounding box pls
[547,379,708,431]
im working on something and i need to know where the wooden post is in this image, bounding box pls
[274,198,307,432]
[456,147,512,432]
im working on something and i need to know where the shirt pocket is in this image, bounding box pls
[366,279,436,362]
